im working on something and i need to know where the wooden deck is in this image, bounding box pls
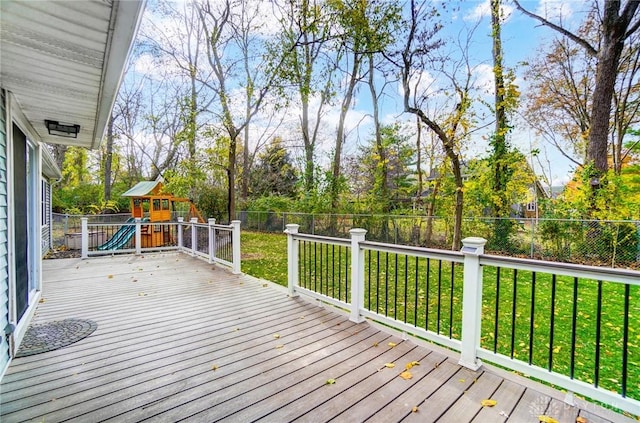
[0,253,635,423]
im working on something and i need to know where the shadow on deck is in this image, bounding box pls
[0,253,634,422]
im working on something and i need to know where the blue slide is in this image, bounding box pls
[97,218,148,251]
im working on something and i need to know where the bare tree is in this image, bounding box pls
[513,0,640,179]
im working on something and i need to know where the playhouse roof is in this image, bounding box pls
[122,180,164,197]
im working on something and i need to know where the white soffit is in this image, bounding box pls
[0,0,145,149]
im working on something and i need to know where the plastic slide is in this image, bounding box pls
[97,218,148,251]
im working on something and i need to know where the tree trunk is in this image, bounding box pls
[227,135,237,222]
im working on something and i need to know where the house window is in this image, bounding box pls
[526,202,537,212]
[41,179,51,227]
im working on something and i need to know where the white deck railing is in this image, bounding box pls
[285,224,640,416]
[80,217,241,274]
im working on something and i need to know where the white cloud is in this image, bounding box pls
[535,0,573,22]
[473,63,494,96]
[399,70,438,100]
[464,0,514,22]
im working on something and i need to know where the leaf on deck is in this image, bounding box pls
[480,399,497,407]
[388,342,397,348]
[399,371,413,380]
[411,406,419,413]
[575,417,588,423]
[384,363,395,368]
[273,334,280,339]
[326,378,336,385]
[538,416,559,423]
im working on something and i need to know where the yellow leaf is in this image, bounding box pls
[405,361,420,370]
[384,363,395,368]
[276,345,284,349]
[553,346,561,353]
[411,406,419,413]
[326,378,336,385]
[388,342,397,348]
[373,342,379,347]
[459,379,466,383]
[39,298,46,303]
[481,399,497,407]
[400,371,413,380]
[576,417,588,423]
[212,365,218,371]
[108,275,113,279]
[273,334,280,339]
[539,416,559,423]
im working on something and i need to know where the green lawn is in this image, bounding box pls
[240,230,639,402]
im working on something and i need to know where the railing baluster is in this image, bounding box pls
[404,255,409,324]
[494,267,501,353]
[437,260,442,335]
[570,276,578,379]
[548,274,557,371]
[394,253,398,321]
[623,283,630,397]
[425,258,431,331]
[510,269,518,360]
[414,256,418,326]
[385,252,389,317]
[449,262,455,339]
[529,271,536,365]
[595,280,603,388]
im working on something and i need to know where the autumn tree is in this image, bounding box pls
[391,0,481,250]
[271,0,336,196]
[513,0,640,180]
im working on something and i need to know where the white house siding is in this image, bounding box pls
[0,90,9,378]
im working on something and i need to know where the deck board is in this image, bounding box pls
[0,253,635,423]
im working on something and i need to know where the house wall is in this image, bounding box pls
[0,90,9,378]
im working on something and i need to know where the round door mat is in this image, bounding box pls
[16,318,97,357]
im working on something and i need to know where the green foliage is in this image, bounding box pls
[246,195,297,212]
[249,138,299,199]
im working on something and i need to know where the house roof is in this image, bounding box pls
[0,0,145,149]
[122,180,163,197]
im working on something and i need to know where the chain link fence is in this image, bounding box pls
[236,211,640,269]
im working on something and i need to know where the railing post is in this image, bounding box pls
[177,217,184,250]
[190,217,198,256]
[349,228,367,323]
[208,218,216,264]
[135,218,142,255]
[231,220,241,274]
[81,217,88,259]
[285,224,300,297]
[459,236,487,370]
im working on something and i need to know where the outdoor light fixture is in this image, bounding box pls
[45,120,80,138]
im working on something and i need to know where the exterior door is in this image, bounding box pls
[12,123,28,321]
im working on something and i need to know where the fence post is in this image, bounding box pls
[177,217,184,250]
[135,218,142,255]
[190,217,198,256]
[285,224,300,297]
[459,236,486,370]
[349,228,367,323]
[81,217,88,259]
[208,218,216,264]
[231,220,241,274]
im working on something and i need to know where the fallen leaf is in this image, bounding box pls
[384,363,395,368]
[481,399,497,407]
[399,371,412,380]
[276,345,284,349]
[211,365,218,371]
[411,406,419,413]
[138,292,147,296]
[576,417,588,423]
[538,416,559,423]
[372,342,379,347]
[459,379,466,383]
[553,346,562,354]
[108,275,113,279]
[273,334,280,339]
[326,379,336,385]
[132,279,137,282]
[388,342,397,348]
[262,283,268,287]
[39,298,46,303]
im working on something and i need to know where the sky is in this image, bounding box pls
[127,0,597,188]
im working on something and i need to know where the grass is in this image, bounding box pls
[241,230,639,402]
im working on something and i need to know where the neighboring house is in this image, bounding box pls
[0,0,145,379]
